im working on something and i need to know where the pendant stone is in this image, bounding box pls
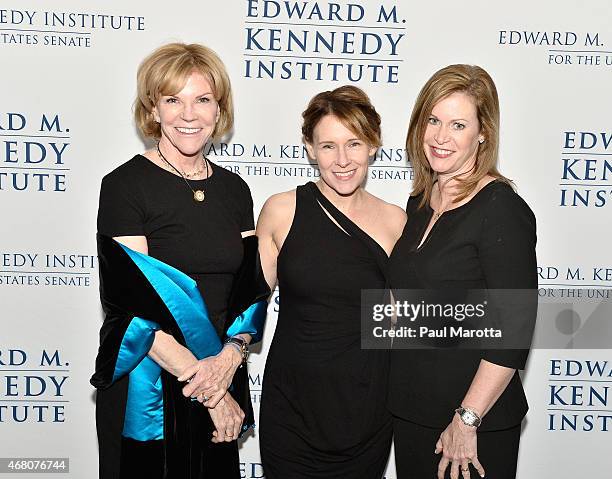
[194,190,205,202]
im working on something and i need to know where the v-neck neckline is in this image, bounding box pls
[416,179,500,252]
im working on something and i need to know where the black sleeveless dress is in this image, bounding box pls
[259,183,392,479]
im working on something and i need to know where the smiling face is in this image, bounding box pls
[306,114,376,197]
[423,91,484,178]
[152,71,219,159]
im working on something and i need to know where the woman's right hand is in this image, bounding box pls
[208,394,245,443]
[178,346,242,407]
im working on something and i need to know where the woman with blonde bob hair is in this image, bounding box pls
[388,65,537,479]
[134,42,233,141]
[258,85,406,478]
[91,43,269,479]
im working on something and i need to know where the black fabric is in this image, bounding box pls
[91,234,185,389]
[388,180,537,431]
[393,416,521,479]
[95,377,128,479]
[93,237,247,479]
[226,235,270,330]
[98,155,254,335]
[92,155,260,479]
[259,183,392,479]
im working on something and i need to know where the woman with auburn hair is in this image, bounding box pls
[91,43,269,478]
[257,85,406,478]
[388,64,537,479]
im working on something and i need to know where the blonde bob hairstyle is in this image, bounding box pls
[302,85,382,148]
[134,42,234,140]
[406,64,511,208]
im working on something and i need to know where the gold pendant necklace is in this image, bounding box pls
[193,190,205,202]
[157,143,208,203]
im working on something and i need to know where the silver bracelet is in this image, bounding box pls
[223,336,249,365]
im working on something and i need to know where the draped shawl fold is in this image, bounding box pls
[91,233,269,446]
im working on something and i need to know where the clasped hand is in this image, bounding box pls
[177,346,242,408]
[435,414,486,479]
[208,394,245,443]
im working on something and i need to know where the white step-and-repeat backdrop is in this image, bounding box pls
[1,0,610,477]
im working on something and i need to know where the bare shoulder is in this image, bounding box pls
[369,194,407,223]
[382,201,407,235]
[257,189,296,232]
[382,200,407,221]
[364,193,406,238]
[260,190,296,221]
[262,189,296,211]
[257,189,297,258]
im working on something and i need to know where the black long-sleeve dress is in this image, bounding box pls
[388,180,537,478]
[259,183,393,479]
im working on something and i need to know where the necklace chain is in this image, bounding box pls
[433,165,478,220]
[433,181,452,220]
[156,143,208,202]
[182,161,206,179]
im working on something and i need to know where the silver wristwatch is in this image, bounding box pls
[455,407,482,427]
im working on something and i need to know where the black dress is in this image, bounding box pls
[259,182,392,479]
[94,154,254,479]
[387,180,537,479]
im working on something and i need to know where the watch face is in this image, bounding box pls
[457,408,479,426]
[466,411,480,426]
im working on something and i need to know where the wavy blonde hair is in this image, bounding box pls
[134,43,233,140]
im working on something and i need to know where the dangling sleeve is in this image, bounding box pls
[225,235,270,343]
[224,235,271,432]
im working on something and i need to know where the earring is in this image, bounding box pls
[479,138,484,144]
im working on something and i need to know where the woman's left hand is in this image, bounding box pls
[208,394,245,443]
[435,414,486,479]
[177,345,242,408]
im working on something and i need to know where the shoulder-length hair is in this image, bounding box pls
[406,64,511,207]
